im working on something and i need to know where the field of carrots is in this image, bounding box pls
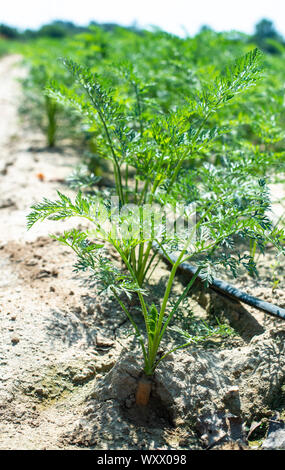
[0,24,285,451]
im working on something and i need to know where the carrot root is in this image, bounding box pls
[135,377,152,406]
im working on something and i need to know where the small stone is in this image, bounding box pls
[11,336,20,345]
[125,394,136,409]
[35,388,45,397]
[87,304,95,315]
[125,398,134,409]
[35,270,51,279]
[96,334,114,348]
[96,303,103,314]
[226,386,239,395]
[0,198,15,209]
[25,260,38,266]
[73,306,82,314]
[73,368,95,384]
[178,438,189,447]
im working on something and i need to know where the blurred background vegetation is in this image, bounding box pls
[0,17,284,181]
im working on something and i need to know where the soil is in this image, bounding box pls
[0,55,284,450]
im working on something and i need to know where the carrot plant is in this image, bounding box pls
[44,49,268,283]
[20,60,66,147]
[19,40,82,148]
[27,48,285,402]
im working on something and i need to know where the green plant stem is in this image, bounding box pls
[158,266,202,342]
[134,82,143,137]
[137,241,153,285]
[144,264,201,375]
[113,243,149,324]
[86,88,125,204]
[165,155,186,195]
[45,96,57,147]
[138,180,149,205]
[142,247,160,282]
[111,288,149,368]
[125,164,129,203]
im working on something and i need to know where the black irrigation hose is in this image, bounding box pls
[155,246,285,321]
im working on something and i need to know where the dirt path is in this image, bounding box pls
[0,55,23,145]
[0,55,81,244]
[0,55,122,449]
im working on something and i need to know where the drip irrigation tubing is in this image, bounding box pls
[155,246,285,321]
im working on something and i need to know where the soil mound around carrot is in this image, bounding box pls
[64,326,285,449]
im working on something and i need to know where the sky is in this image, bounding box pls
[1,0,285,37]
